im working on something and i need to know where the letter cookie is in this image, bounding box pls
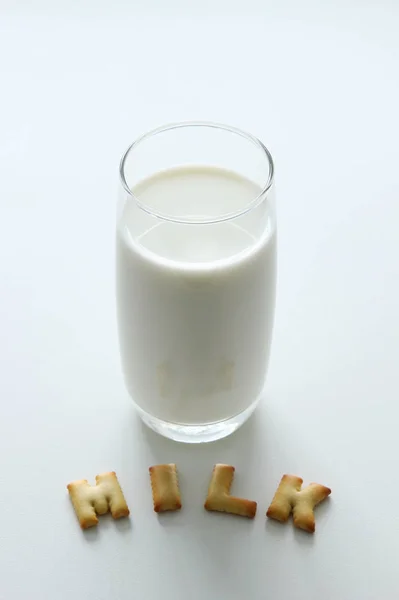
[67,471,130,529]
[149,464,182,512]
[266,474,331,533]
[204,464,257,518]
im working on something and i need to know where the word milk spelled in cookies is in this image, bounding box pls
[149,463,182,512]
[204,464,257,518]
[266,474,331,533]
[67,471,130,529]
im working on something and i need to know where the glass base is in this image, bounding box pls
[134,399,259,443]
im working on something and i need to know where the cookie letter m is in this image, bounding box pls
[67,471,130,529]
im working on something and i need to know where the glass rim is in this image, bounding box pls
[119,121,275,225]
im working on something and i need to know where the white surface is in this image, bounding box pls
[117,166,276,424]
[1,1,399,599]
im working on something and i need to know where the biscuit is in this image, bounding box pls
[204,464,257,518]
[149,464,182,512]
[67,471,130,529]
[266,474,331,533]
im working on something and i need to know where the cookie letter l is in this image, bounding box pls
[204,464,257,518]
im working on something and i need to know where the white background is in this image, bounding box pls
[1,1,399,598]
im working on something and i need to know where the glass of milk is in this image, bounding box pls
[117,122,276,442]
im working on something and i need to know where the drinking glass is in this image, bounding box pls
[117,122,276,442]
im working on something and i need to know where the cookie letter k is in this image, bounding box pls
[266,474,331,533]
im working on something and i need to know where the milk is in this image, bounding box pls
[116,166,276,424]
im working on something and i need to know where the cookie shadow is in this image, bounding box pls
[82,513,132,540]
[82,526,99,542]
[114,515,133,533]
[265,517,316,546]
[292,525,316,546]
[155,509,185,528]
[264,516,289,537]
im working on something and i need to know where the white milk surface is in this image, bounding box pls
[116,166,276,424]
